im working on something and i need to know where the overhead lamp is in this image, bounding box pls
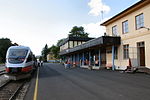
[142,26,150,30]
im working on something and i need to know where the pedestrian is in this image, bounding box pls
[64,61,68,69]
[40,61,43,67]
[38,60,40,67]
[64,60,71,69]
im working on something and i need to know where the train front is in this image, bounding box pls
[5,46,33,80]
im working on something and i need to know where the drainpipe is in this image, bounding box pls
[73,54,75,65]
[89,51,91,66]
[71,55,73,64]
[112,45,115,70]
[82,52,84,66]
[77,53,79,67]
[99,49,101,68]
[79,53,81,67]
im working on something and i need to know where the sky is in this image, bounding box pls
[0,0,140,55]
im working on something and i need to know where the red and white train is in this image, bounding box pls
[5,46,37,80]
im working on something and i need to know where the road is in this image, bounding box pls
[25,63,150,100]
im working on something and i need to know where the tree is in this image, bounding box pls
[57,38,65,46]
[0,38,13,63]
[41,44,49,62]
[49,45,60,58]
[39,56,43,62]
[69,26,89,38]
[12,42,19,46]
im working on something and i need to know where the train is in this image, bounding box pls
[5,46,37,80]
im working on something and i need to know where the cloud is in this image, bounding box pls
[88,0,110,16]
[82,18,111,37]
[82,22,105,37]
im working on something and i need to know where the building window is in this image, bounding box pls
[135,13,144,29]
[69,41,73,48]
[123,44,129,59]
[27,53,33,62]
[74,41,77,47]
[114,47,118,59]
[112,25,118,36]
[122,20,129,34]
[137,41,144,47]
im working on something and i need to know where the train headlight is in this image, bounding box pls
[6,68,10,72]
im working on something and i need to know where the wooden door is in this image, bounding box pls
[101,48,106,65]
[139,47,145,66]
[137,42,145,66]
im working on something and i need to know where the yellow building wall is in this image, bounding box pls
[60,42,69,51]
[47,53,56,61]
[105,3,150,69]
[69,41,73,48]
[74,41,77,47]
[60,41,87,52]
[78,41,82,45]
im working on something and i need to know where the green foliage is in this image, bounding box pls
[42,26,89,61]
[0,38,13,63]
[41,44,49,62]
[49,45,60,59]
[39,56,43,62]
[57,39,65,46]
[12,43,19,46]
[69,26,89,38]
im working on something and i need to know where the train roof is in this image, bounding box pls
[8,46,31,50]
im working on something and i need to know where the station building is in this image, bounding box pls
[101,0,150,69]
[59,0,150,70]
[47,52,56,61]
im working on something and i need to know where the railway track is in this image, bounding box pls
[0,65,6,76]
[0,80,25,100]
[0,70,6,75]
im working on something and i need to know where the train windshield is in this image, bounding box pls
[8,49,28,64]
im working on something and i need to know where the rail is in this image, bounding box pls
[0,80,26,100]
[0,70,6,75]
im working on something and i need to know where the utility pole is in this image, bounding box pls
[101,5,104,21]
[101,10,104,21]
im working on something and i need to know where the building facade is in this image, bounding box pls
[60,36,120,69]
[59,0,150,70]
[101,0,150,69]
[59,36,94,65]
[47,52,56,61]
[59,36,94,51]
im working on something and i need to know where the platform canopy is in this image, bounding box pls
[59,36,121,55]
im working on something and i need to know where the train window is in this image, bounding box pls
[26,53,32,62]
[9,49,28,58]
[8,49,28,64]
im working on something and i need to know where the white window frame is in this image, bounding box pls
[135,13,144,29]
[122,20,129,34]
[112,25,118,36]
